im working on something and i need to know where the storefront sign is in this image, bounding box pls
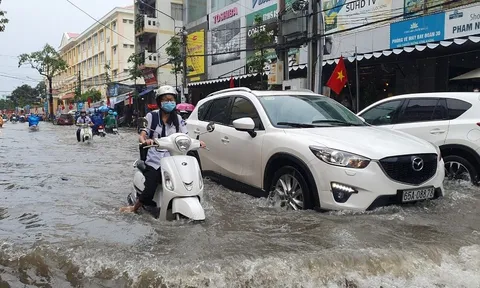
[213,7,238,24]
[252,0,273,9]
[142,68,157,87]
[323,0,392,33]
[211,19,241,65]
[390,12,445,48]
[186,30,206,77]
[445,4,480,39]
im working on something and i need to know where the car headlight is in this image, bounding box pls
[175,135,191,153]
[310,146,370,169]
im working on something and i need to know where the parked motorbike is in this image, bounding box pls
[10,116,18,124]
[127,119,215,221]
[77,123,93,143]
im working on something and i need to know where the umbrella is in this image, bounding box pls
[176,103,195,112]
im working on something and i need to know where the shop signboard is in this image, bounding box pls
[404,0,478,19]
[390,12,445,48]
[186,29,206,77]
[444,4,480,39]
[209,4,242,65]
[323,0,393,33]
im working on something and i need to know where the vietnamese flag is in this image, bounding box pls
[229,76,234,88]
[326,56,348,95]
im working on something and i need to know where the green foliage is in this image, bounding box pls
[165,36,183,75]
[248,15,273,75]
[0,3,8,32]
[0,99,14,110]
[10,84,40,107]
[127,53,143,80]
[80,89,102,103]
[18,44,68,80]
[35,82,47,100]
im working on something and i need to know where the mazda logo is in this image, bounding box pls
[411,157,424,171]
[182,162,187,166]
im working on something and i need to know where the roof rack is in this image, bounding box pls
[207,87,252,97]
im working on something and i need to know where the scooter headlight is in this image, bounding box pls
[175,135,191,153]
[164,171,174,191]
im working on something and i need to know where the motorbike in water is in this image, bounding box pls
[28,115,40,131]
[77,123,93,143]
[10,116,18,124]
[97,125,106,137]
[127,119,215,221]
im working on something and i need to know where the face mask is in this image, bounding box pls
[161,101,176,113]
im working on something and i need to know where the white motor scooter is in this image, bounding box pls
[77,123,93,143]
[127,120,215,221]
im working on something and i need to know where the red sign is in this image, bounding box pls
[213,7,238,24]
[142,68,157,87]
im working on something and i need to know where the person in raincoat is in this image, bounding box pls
[104,110,117,132]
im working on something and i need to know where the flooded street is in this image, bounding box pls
[1,122,480,288]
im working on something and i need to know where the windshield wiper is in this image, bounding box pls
[311,119,363,126]
[277,122,317,128]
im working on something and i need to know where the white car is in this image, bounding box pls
[187,88,445,211]
[358,92,480,184]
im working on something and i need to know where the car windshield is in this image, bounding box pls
[258,94,365,128]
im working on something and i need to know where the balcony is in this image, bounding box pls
[135,15,159,37]
[139,50,159,68]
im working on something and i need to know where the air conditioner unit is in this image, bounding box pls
[282,78,307,90]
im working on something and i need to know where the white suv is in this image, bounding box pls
[358,92,480,185]
[187,88,445,212]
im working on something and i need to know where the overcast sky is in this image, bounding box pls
[0,0,132,96]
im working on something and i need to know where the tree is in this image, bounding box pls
[248,14,273,90]
[0,99,14,110]
[165,36,183,76]
[35,82,47,100]
[0,1,8,32]
[127,53,143,82]
[18,44,68,120]
[80,89,102,103]
[10,84,39,107]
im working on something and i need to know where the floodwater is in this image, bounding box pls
[0,122,479,288]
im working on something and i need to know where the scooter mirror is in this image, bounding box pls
[139,117,148,129]
[206,122,215,132]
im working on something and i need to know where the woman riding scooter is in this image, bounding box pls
[120,85,206,215]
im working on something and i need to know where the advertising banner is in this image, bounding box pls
[323,0,393,33]
[444,4,480,39]
[390,12,445,48]
[186,29,206,77]
[142,68,158,87]
[404,0,478,19]
[211,19,241,65]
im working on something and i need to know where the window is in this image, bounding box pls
[446,98,472,120]
[93,34,98,46]
[211,0,238,11]
[198,100,212,121]
[99,52,105,64]
[204,97,230,124]
[124,69,129,73]
[99,30,104,42]
[113,46,117,55]
[112,21,117,30]
[398,98,439,123]
[82,42,86,51]
[129,20,134,24]
[361,100,403,125]
[88,59,92,68]
[123,19,128,23]
[431,99,448,121]
[113,69,118,78]
[130,44,134,49]
[87,38,91,48]
[171,3,183,21]
[229,97,262,129]
[93,55,98,66]
[123,44,128,48]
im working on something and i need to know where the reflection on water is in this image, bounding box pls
[0,122,479,287]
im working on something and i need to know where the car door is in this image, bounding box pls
[358,99,404,129]
[392,98,449,146]
[195,96,233,176]
[220,96,266,188]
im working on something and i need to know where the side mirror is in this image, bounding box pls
[206,121,215,132]
[233,117,257,138]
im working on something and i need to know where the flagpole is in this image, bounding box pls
[355,46,360,113]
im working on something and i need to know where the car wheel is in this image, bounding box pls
[443,155,478,184]
[268,166,313,210]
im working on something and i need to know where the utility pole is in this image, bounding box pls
[181,27,188,103]
[355,46,360,112]
[307,0,318,91]
[315,0,324,94]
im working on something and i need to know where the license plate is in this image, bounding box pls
[401,187,435,203]
[113,128,118,131]
[99,129,104,132]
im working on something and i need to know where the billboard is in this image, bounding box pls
[323,0,393,33]
[404,0,478,19]
[390,12,445,48]
[211,19,241,65]
[186,29,206,77]
[444,4,480,39]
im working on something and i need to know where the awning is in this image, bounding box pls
[188,36,480,87]
[451,68,480,81]
[60,92,75,100]
[115,91,132,103]
[139,87,155,97]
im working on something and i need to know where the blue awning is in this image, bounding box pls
[139,87,155,97]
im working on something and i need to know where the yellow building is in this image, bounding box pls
[52,5,141,112]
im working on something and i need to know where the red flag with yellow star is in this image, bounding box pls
[326,56,348,95]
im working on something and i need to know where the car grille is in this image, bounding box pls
[379,154,438,185]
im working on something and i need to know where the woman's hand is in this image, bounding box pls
[119,206,135,213]
[200,140,206,148]
[143,139,154,145]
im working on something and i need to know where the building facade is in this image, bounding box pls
[183,0,479,107]
[52,6,138,111]
[134,0,184,90]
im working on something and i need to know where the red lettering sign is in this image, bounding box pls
[213,7,238,24]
